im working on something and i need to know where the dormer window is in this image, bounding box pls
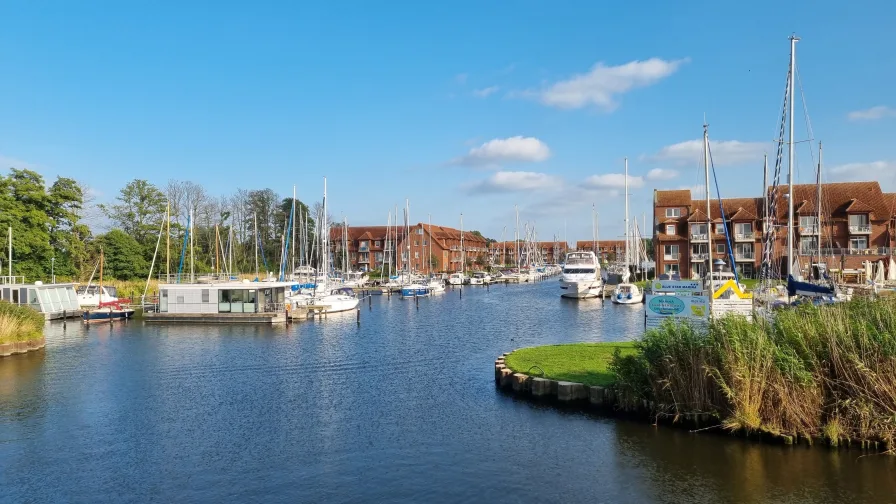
[665,224,676,235]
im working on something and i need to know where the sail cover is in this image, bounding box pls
[889,256,896,282]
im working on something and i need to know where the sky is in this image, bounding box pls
[1,0,895,243]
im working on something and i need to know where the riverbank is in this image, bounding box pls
[499,297,896,452]
[0,301,46,357]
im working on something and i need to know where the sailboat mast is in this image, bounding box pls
[254,212,259,278]
[189,206,194,283]
[591,203,596,255]
[322,177,328,285]
[215,224,220,274]
[787,35,799,277]
[596,212,600,264]
[166,201,170,281]
[292,186,297,279]
[460,213,464,275]
[763,154,768,247]
[624,157,630,270]
[704,123,713,282]
[428,214,432,277]
[515,205,520,271]
[816,141,823,259]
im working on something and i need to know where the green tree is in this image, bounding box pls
[94,230,148,280]
[100,179,167,248]
[47,178,87,277]
[0,169,54,280]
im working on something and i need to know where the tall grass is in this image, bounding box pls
[610,297,896,448]
[0,301,45,344]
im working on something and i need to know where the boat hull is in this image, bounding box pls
[82,309,135,322]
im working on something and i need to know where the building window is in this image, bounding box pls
[665,208,681,218]
[690,224,708,237]
[715,223,725,234]
[423,240,428,246]
[417,228,424,235]
[849,214,870,233]
[735,222,753,238]
[739,263,756,278]
[414,252,419,259]
[691,244,708,258]
[663,245,679,260]
[715,243,726,255]
[375,241,381,247]
[799,236,817,255]
[799,216,818,232]
[850,236,868,251]
[735,243,754,260]
[665,224,676,235]
[664,264,680,275]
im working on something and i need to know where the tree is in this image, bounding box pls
[48,178,88,277]
[101,179,166,247]
[93,230,147,280]
[0,169,54,280]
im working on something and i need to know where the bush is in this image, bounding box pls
[0,301,45,344]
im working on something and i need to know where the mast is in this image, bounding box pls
[460,213,465,275]
[166,201,170,281]
[215,224,220,274]
[816,141,823,260]
[591,203,596,255]
[787,34,799,277]
[704,123,713,287]
[292,186,297,279]
[99,248,104,305]
[404,199,410,275]
[323,177,328,286]
[7,226,11,279]
[428,214,432,277]
[763,154,768,249]
[254,212,259,278]
[189,206,194,283]
[596,212,600,264]
[515,205,520,271]
[624,157,630,273]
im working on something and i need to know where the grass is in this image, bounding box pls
[505,342,638,387]
[0,301,45,345]
[610,297,896,450]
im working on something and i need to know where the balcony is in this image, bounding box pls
[849,225,871,234]
[690,253,708,261]
[799,226,819,235]
[690,233,708,242]
[359,245,369,252]
[735,253,755,261]
[734,232,756,241]
[798,247,888,256]
[663,254,680,261]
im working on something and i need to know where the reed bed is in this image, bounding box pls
[0,301,45,344]
[610,297,896,450]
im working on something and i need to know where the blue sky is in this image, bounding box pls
[1,0,895,243]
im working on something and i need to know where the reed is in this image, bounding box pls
[610,297,896,449]
[0,301,45,344]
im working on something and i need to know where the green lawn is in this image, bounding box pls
[504,342,637,387]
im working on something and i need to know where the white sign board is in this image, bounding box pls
[645,294,709,330]
[650,280,703,294]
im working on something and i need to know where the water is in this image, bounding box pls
[1,281,893,503]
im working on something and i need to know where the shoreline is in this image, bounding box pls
[0,336,47,357]
[495,347,888,453]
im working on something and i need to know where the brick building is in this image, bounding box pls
[488,241,570,266]
[331,223,490,273]
[653,181,896,279]
[575,240,629,263]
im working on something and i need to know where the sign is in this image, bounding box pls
[645,294,709,329]
[712,279,752,299]
[651,280,703,294]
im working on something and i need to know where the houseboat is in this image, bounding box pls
[0,279,82,320]
[143,280,291,324]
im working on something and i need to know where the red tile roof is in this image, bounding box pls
[655,189,692,206]
[771,182,890,220]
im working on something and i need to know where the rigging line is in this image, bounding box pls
[707,139,740,285]
[795,63,817,186]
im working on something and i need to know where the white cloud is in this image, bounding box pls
[455,73,468,85]
[468,171,562,194]
[679,184,706,198]
[473,85,500,98]
[847,106,896,121]
[647,139,766,167]
[453,136,551,167]
[646,168,679,180]
[583,173,644,190]
[830,160,896,179]
[532,58,688,111]
[0,155,37,170]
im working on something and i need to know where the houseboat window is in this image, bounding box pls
[218,289,257,313]
[28,289,40,310]
[201,289,209,303]
[12,289,19,304]
[176,296,185,304]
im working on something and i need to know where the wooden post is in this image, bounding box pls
[356,307,360,325]
[368,295,372,311]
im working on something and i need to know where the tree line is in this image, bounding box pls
[2,169,322,281]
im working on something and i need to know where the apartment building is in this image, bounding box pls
[488,241,569,266]
[653,181,896,279]
[575,240,628,263]
[395,223,490,272]
[330,226,404,272]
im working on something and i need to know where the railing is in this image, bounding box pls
[798,247,889,256]
[690,253,708,261]
[263,302,286,313]
[358,258,370,263]
[690,233,708,241]
[663,254,680,260]
[734,232,755,241]
[0,275,26,285]
[359,245,369,252]
[798,226,819,235]
[735,253,755,261]
[849,225,871,234]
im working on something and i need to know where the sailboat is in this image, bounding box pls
[613,158,644,305]
[82,248,135,322]
[297,178,360,314]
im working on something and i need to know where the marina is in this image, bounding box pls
[2,281,894,502]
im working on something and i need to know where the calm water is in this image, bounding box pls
[1,281,894,503]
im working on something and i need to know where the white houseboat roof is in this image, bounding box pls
[159,281,296,289]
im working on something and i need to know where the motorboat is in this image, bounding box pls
[341,271,369,288]
[77,284,119,308]
[308,287,360,313]
[400,283,430,297]
[559,251,604,299]
[447,273,467,286]
[469,272,491,285]
[612,282,644,305]
[427,277,446,294]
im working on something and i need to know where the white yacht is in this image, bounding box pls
[469,272,491,285]
[306,287,360,313]
[427,277,446,294]
[341,271,369,288]
[559,251,604,299]
[77,284,119,308]
[447,273,466,286]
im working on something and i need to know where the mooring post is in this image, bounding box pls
[109,307,114,325]
[460,288,463,299]
[368,295,372,311]
[356,307,360,325]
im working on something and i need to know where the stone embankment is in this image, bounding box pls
[0,337,46,357]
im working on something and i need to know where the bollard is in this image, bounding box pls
[109,307,114,325]
[487,283,489,293]
[369,295,372,311]
[356,307,360,325]
[415,294,419,309]
[460,288,463,299]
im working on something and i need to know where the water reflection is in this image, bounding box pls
[0,281,892,502]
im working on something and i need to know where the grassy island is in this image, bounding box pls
[504,342,637,387]
[0,301,45,345]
